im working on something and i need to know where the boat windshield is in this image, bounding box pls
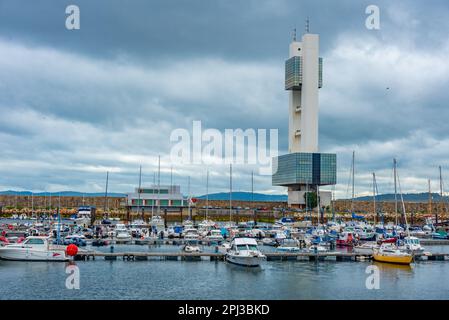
[25,238,45,245]
[248,244,258,251]
[236,245,247,251]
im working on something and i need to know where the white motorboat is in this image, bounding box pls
[277,246,300,252]
[149,215,165,230]
[276,238,301,252]
[353,242,378,255]
[183,240,202,253]
[273,230,287,241]
[183,228,200,240]
[72,206,92,226]
[307,244,328,253]
[400,236,425,254]
[205,230,224,242]
[116,232,131,241]
[130,219,146,227]
[115,224,131,241]
[261,237,277,246]
[225,237,266,267]
[218,242,231,253]
[182,220,194,229]
[0,236,69,261]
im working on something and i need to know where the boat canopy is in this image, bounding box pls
[233,237,258,246]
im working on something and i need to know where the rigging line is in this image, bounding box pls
[345,155,353,212]
[374,174,383,215]
[442,176,449,214]
[396,169,411,236]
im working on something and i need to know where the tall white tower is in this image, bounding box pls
[287,33,321,153]
[273,29,335,208]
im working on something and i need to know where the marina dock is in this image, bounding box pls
[74,250,449,262]
[89,238,449,246]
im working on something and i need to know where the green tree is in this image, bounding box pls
[304,192,318,209]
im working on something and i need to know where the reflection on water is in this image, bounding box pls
[1,230,449,300]
[0,258,449,300]
[373,261,414,274]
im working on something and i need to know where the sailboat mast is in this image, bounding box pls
[104,171,109,217]
[206,169,209,220]
[350,151,355,213]
[187,176,191,220]
[251,171,254,203]
[305,183,308,219]
[396,165,410,238]
[31,192,34,217]
[157,155,161,215]
[331,184,335,222]
[137,165,142,221]
[394,158,398,225]
[372,172,376,224]
[170,166,173,189]
[428,179,432,220]
[152,172,155,219]
[229,164,232,224]
[317,184,320,225]
[438,165,442,224]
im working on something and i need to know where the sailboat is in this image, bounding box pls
[101,172,112,225]
[354,173,380,254]
[223,164,236,235]
[149,156,165,234]
[373,159,413,265]
[198,169,217,235]
[373,243,413,265]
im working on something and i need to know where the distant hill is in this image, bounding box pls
[0,190,126,198]
[354,192,446,202]
[1,190,444,203]
[196,192,287,202]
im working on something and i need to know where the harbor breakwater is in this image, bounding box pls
[0,195,447,224]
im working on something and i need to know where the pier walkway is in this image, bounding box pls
[74,251,449,262]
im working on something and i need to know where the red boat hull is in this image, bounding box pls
[381,237,397,244]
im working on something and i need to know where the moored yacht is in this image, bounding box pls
[183,228,200,240]
[0,236,69,261]
[353,242,378,255]
[205,229,224,242]
[182,239,202,253]
[373,243,413,265]
[225,237,266,267]
[399,236,424,254]
[149,215,165,231]
[72,206,92,226]
[115,224,131,241]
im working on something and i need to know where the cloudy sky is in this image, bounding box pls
[0,0,448,198]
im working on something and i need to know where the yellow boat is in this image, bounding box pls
[373,245,413,265]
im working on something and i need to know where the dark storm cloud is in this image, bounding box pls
[0,0,449,197]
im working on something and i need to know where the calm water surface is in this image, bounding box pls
[1,244,449,300]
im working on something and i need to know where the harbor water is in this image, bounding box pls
[1,244,449,300]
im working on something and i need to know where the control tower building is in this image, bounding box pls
[272,30,336,208]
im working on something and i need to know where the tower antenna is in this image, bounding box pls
[293,27,296,41]
[306,17,310,33]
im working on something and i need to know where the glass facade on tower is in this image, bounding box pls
[285,56,323,90]
[272,153,336,186]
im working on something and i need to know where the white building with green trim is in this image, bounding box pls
[126,185,187,212]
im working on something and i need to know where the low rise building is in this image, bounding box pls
[126,185,187,212]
